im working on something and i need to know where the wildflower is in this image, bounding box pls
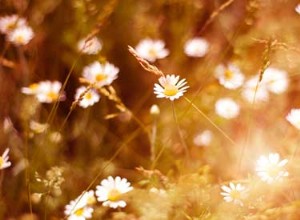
[193,130,213,147]
[0,148,11,170]
[135,38,169,62]
[184,37,209,57]
[35,81,64,103]
[0,15,26,34]
[256,153,289,184]
[154,74,189,101]
[74,86,100,108]
[296,4,300,14]
[220,182,247,206]
[242,76,269,103]
[82,61,119,88]
[64,190,96,220]
[95,176,133,209]
[7,25,34,45]
[77,36,102,55]
[286,108,300,130]
[215,98,240,119]
[214,64,245,90]
[261,67,289,94]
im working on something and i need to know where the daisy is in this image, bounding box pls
[0,15,26,34]
[135,38,169,62]
[193,130,213,147]
[77,36,102,55]
[95,176,133,209]
[214,63,245,90]
[7,25,34,45]
[184,37,209,57]
[64,190,96,220]
[0,148,12,170]
[35,81,64,103]
[256,153,289,184]
[261,67,289,94]
[220,182,247,206]
[215,98,240,119]
[82,61,119,88]
[74,86,100,108]
[242,76,269,103]
[296,4,300,14]
[154,74,189,101]
[286,108,300,130]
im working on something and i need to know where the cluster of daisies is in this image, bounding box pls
[0,14,34,46]
[21,36,120,108]
[221,152,289,206]
[65,176,133,220]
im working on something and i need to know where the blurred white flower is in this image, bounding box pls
[78,36,102,55]
[0,148,11,170]
[242,76,269,103]
[21,83,41,95]
[154,74,189,101]
[261,67,289,94]
[184,37,209,57]
[95,176,133,209]
[215,98,240,119]
[7,25,34,45]
[214,64,245,90]
[220,182,247,206]
[149,187,167,197]
[286,108,300,130]
[82,61,119,88]
[35,81,64,103]
[256,153,289,184]
[0,15,26,34]
[295,4,300,14]
[135,38,169,62]
[64,190,96,220]
[193,130,213,147]
[75,86,100,108]
[29,121,49,133]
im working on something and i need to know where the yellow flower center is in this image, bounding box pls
[47,91,58,101]
[87,196,96,205]
[266,165,280,177]
[74,208,84,216]
[229,190,241,200]
[0,157,4,167]
[108,189,121,202]
[163,84,179,96]
[224,69,233,80]
[95,73,107,82]
[15,35,25,44]
[85,92,93,100]
[148,48,157,57]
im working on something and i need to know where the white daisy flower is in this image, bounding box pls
[184,37,209,57]
[256,153,289,184]
[220,182,247,206]
[0,15,26,34]
[0,148,12,170]
[215,98,240,119]
[7,25,34,45]
[261,67,289,94]
[193,130,213,147]
[242,76,269,103]
[154,74,189,101]
[286,108,300,130]
[95,176,133,209]
[135,38,169,62]
[64,190,96,220]
[77,36,102,55]
[214,64,245,90]
[74,86,100,108]
[296,4,300,14]
[82,61,119,88]
[35,81,64,103]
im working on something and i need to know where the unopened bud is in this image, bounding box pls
[150,104,160,116]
